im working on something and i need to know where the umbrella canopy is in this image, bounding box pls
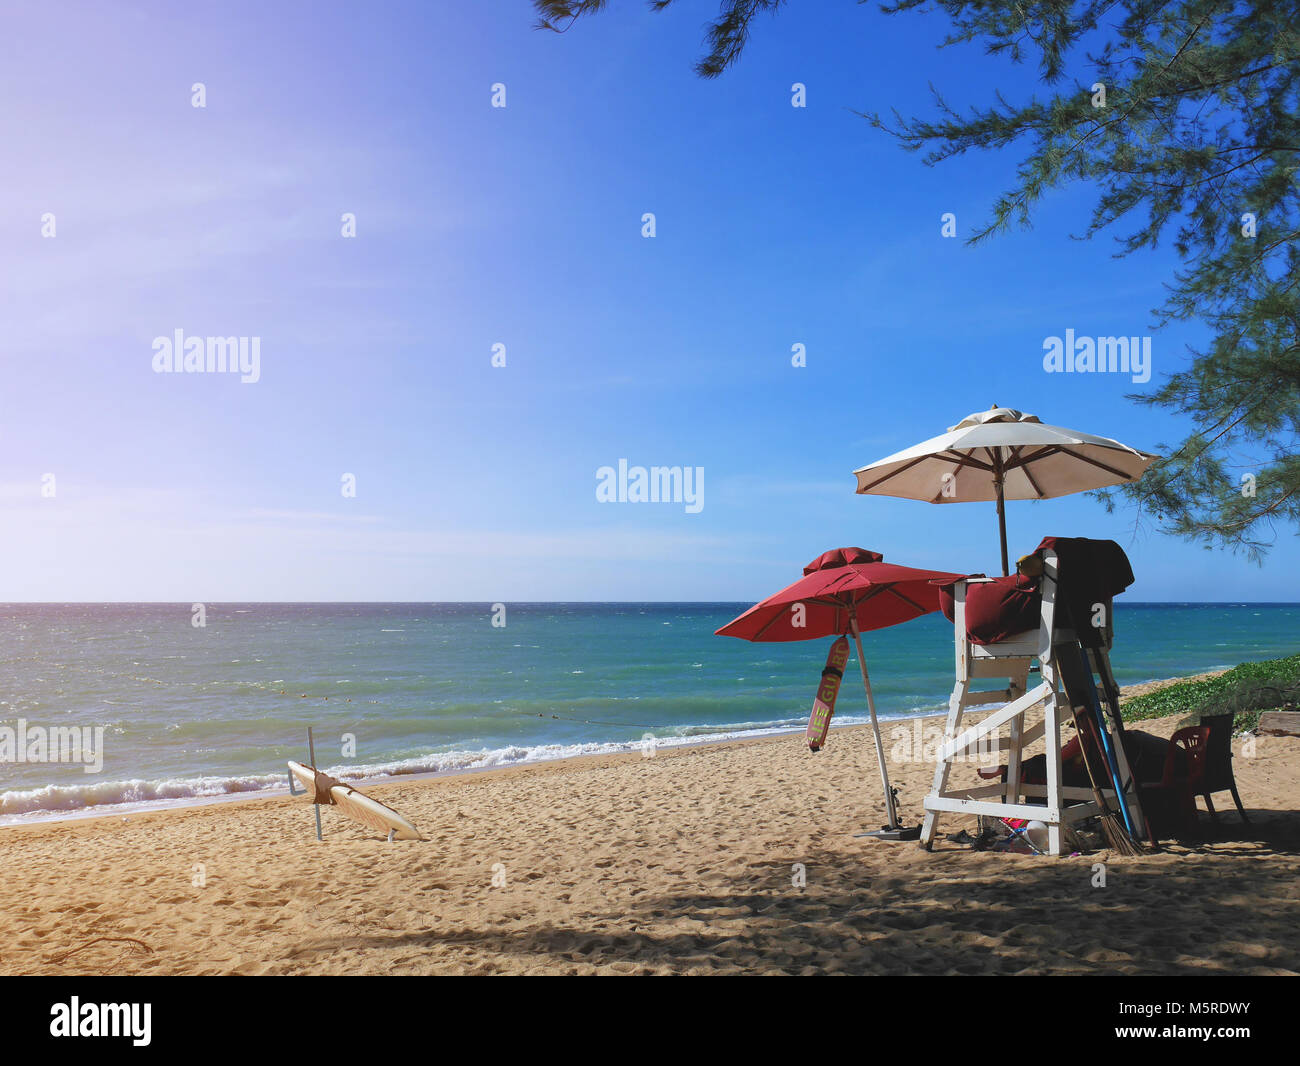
[716,548,961,642]
[716,548,963,834]
[852,406,1158,575]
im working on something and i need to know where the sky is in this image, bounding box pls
[1,0,1295,602]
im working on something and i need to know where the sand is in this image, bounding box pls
[3,673,1297,976]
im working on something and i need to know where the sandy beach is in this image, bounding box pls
[4,673,1297,976]
[10,676,1300,972]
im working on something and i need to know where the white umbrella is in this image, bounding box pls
[852,406,1159,575]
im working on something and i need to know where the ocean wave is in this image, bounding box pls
[0,718,824,823]
[0,772,285,819]
[0,697,1017,825]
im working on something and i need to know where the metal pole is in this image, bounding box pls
[849,614,900,828]
[994,456,1010,577]
[308,727,322,842]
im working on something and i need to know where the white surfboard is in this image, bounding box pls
[288,761,423,840]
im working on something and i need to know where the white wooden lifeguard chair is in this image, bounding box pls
[918,547,1145,856]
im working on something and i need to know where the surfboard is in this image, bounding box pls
[287,761,423,840]
[806,636,850,752]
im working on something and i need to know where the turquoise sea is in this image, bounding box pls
[1,602,1297,823]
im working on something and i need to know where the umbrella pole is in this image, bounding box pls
[994,469,1010,577]
[849,616,901,830]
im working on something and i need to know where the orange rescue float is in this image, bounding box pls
[805,636,850,751]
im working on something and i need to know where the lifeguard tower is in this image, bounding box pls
[919,543,1147,856]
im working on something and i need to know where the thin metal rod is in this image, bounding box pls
[994,454,1010,576]
[849,615,900,828]
[308,727,322,842]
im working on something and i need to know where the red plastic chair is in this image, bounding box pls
[1141,726,1210,834]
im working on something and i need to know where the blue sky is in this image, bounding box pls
[1,0,1294,601]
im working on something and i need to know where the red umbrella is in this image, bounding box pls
[716,547,959,642]
[716,547,963,836]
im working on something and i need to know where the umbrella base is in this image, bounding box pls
[855,824,921,842]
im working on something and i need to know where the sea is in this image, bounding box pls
[1,602,1297,824]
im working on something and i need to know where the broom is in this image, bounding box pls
[1068,702,1142,855]
[1055,643,1139,852]
[1090,650,1158,848]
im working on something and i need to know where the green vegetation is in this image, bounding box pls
[1121,653,1300,731]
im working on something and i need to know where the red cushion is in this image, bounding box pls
[939,575,1041,645]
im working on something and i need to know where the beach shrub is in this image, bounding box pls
[1121,653,1300,732]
